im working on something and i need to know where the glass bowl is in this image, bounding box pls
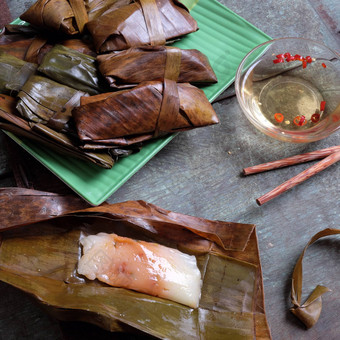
[235,37,340,143]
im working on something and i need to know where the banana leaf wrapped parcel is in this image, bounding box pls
[0,94,115,168]
[86,0,198,52]
[0,52,37,94]
[38,45,109,94]
[0,192,272,339]
[97,46,217,88]
[72,80,219,145]
[16,74,88,131]
[20,0,89,35]
[0,25,97,64]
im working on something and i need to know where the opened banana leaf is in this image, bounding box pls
[72,80,219,144]
[20,0,89,35]
[97,46,217,88]
[0,52,37,95]
[86,0,198,52]
[38,45,108,95]
[0,94,115,168]
[0,25,97,64]
[16,74,87,131]
[0,193,271,339]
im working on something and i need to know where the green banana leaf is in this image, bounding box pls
[0,52,37,95]
[38,44,108,94]
[0,94,115,168]
[16,74,87,130]
[0,195,271,339]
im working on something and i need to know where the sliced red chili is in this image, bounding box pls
[273,58,284,64]
[284,52,291,58]
[306,56,312,63]
[311,113,320,123]
[294,54,302,61]
[320,101,326,111]
[274,113,284,123]
[322,63,327,68]
[276,54,285,59]
[302,59,307,69]
[286,55,296,62]
[293,115,307,126]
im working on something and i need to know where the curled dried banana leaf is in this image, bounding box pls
[290,228,340,328]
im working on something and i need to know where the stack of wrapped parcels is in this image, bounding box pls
[0,0,219,168]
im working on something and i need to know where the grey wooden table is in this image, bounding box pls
[0,0,339,339]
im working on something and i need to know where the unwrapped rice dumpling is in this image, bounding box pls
[72,80,219,143]
[78,232,202,308]
[86,0,198,52]
[97,46,217,88]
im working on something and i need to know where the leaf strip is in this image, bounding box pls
[138,0,165,46]
[290,228,340,328]
[69,0,89,33]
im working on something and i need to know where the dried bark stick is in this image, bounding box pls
[256,151,340,205]
[243,145,340,175]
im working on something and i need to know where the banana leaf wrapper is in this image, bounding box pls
[16,74,88,131]
[72,80,219,145]
[86,0,198,53]
[0,52,37,95]
[290,228,340,329]
[38,45,109,95]
[0,25,97,64]
[20,0,89,35]
[0,94,115,168]
[0,193,271,339]
[97,46,217,89]
[85,0,132,21]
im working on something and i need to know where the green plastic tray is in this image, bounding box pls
[6,0,270,205]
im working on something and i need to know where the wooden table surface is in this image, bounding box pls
[0,0,339,339]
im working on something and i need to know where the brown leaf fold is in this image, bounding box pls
[139,0,165,45]
[0,188,91,230]
[69,0,89,33]
[24,37,49,63]
[290,228,340,328]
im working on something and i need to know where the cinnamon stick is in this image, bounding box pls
[256,151,340,205]
[243,145,340,175]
